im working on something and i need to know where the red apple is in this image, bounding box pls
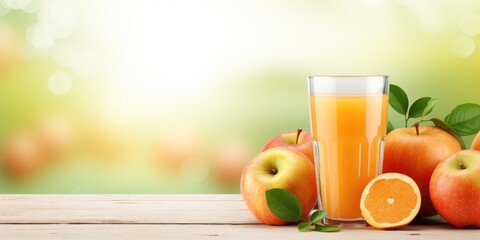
[3,131,43,179]
[240,148,317,225]
[261,129,314,163]
[430,150,480,228]
[471,131,480,151]
[383,124,462,217]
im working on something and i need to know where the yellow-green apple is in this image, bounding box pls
[383,124,461,217]
[240,148,317,225]
[211,140,253,185]
[430,150,480,228]
[471,131,480,151]
[261,129,314,163]
[3,131,43,179]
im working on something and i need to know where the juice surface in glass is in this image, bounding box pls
[309,94,388,220]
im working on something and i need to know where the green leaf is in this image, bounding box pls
[314,224,340,232]
[444,103,480,136]
[297,222,312,232]
[389,84,409,116]
[408,97,439,119]
[310,210,327,224]
[429,118,466,150]
[423,98,439,117]
[387,121,394,134]
[265,188,302,222]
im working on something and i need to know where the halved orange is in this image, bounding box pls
[360,173,421,229]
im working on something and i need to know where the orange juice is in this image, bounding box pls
[309,94,388,220]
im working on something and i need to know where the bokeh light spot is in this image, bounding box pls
[419,9,444,33]
[2,0,31,9]
[38,0,79,39]
[53,45,75,67]
[0,1,11,16]
[452,36,476,58]
[22,0,42,13]
[71,50,98,76]
[362,0,386,8]
[402,0,432,13]
[459,13,480,37]
[28,24,55,49]
[48,71,72,95]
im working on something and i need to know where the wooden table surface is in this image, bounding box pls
[0,194,478,239]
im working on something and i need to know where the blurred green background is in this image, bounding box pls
[0,0,479,193]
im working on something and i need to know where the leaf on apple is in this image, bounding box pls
[387,121,395,134]
[429,118,466,150]
[265,188,302,222]
[408,97,439,119]
[444,103,480,136]
[389,84,409,116]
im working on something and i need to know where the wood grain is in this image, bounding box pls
[1,224,478,240]
[0,195,256,224]
[0,194,478,239]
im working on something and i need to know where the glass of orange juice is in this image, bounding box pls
[308,75,389,224]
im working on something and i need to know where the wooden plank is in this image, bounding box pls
[0,195,257,224]
[0,194,477,239]
[0,224,478,240]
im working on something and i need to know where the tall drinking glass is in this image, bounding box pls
[308,75,389,223]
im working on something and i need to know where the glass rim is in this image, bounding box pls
[308,75,388,79]
[308,75,389,95]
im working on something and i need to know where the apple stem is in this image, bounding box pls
[414,122,420,136]
[456,154,466,170]
[270,168,277,175]
[296,129,302,144]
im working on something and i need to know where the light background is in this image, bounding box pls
[0,0,479,193]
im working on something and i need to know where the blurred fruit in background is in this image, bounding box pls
[179,156,210,184]
[210,139,254,186]
[153,128,203,176]
[2,116,76,180]
[3,131,43,180]
[0,22,20,72]
[35,115,76,162]
[82,119,136,162]
[0,0,479,193]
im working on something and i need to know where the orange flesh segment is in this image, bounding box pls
[364,179,418,224]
